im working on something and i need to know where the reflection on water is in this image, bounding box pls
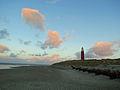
[0,65,29,69]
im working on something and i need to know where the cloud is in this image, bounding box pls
[31,53,60,62]
[48,54,60,62]
[44,30,63,48]
[30,51,47,57]
[18,50,25,55]
[36,41,47,50]
[45,54,60,62]
[9,53,17,57]
[18,39,23,43]
[85,42,117,58]
[91,42,115,56]
[22,8,45,31]
[20,50,25,53]
[0,53,60,64]
[0,55,33,64]
[0,44,9,53]
[42,51,48,56]
[31,54,41,56]
[24,41,32,45]
[36,30,63,49]
[52,54,59,57]
[36,30,71,49]
[9,50,25,57]
[0,29,9,39]
[47,0,59,4]
[32,57,43,61]
[18,39,32,45]
[75,51,81,59]
[35,54,41,56]
[112,40,120,48]
[85,49,99,59]
[0,55,16,60]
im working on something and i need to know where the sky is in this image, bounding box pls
[0,0,120,64]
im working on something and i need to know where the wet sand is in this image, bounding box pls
[0,66,120,90]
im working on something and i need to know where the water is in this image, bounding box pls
[0,64,29,69]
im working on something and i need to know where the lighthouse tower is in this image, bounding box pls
[81,47,84,60]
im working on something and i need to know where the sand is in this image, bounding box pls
[0,65,120,90]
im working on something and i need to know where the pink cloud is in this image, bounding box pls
[92,42,115,56]
[45,30,63,48]
[85,42,118,58]
[52,54,59,57]
[47,54,60,62]
[32,57,43,60]
[31,53,60,62]
[22,8,45,31]
[0,44,9,53]
[39,30,72,49]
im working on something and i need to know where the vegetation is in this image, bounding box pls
[52,58,120,67]
[71,66,120,79]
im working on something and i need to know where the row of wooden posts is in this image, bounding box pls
[71,66,120,79]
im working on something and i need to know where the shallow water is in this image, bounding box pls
[0,64,29,69]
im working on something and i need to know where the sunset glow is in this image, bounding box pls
[0,0,120,64]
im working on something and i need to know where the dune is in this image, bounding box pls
[0,65,120,90]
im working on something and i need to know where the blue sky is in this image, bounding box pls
[0,0,120,64]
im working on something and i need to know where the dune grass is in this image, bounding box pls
[52,58,120,67]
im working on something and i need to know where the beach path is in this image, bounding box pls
[0,66,120,90]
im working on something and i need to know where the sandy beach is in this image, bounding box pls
[0,65,120,90]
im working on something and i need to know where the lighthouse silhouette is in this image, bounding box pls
[81,47,84,60]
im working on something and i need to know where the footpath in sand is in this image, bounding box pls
[0,66,120,90]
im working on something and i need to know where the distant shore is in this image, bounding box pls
[0,65,120,90]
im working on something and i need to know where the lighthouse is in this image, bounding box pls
[81,47,84,60]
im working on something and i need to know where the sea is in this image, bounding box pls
[0,64,30,69]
